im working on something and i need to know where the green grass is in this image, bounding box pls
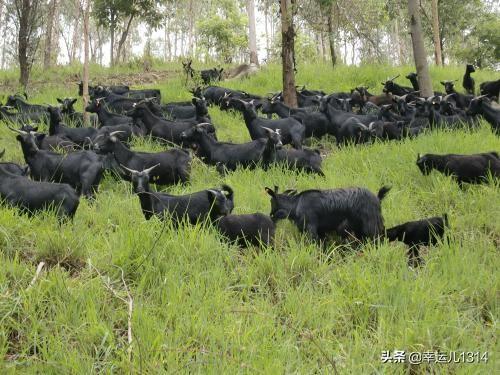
[0,63,498,373]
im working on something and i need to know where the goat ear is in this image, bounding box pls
[440,81,445,85]
[265,187,275,197]
[56,98,63,103]
[417,153,421,161]
[71,99,77,105]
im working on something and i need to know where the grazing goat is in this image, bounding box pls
[215,213,275,247]
[93,130,191,185]
[462,64,475,95]
[12,127,104,198]
[336,117,372,146]
[265,185,390,242]
[416,152,500,185]
[0,165,79,220]
[466,95,500,135]
[386,214,448,267]
[125,165,233,223]
[275,147,325,176]
[85,98,134,127]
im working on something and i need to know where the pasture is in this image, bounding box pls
[0,63,498,373]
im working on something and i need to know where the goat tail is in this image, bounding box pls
[377,185,392,201]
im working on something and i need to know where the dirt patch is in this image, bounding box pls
[0,69,180,92]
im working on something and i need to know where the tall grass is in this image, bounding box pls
[0,63,498,373]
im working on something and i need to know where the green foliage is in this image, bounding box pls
[0,63,498,372]
[92,0,163,30]
[196,0,248,63]
[453,13,500,69]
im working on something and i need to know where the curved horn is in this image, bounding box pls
[119,164,139,174]
[142,163,160,175]
[475,94,488,99]
[389,74,400,81]
[7,125,27,135]
[109,130,126,136]
[261,126,275,134]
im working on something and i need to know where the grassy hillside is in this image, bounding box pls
[0,63,498,373]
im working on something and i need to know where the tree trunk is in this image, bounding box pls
[407,0,433,97]
[82,0,90,125]
[70,0,81,63]
[110,15,115,66]
[43,0,57,69]
[280,0,297,107]
[116,14,135,64]
[264,4,269,61]
[327,8,336,68]
[17,0,31,88]
[247,0,259,65]
[430,0,442,66]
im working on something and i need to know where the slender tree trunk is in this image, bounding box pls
[280,0,297,107]
[247,0,259,65]
[327,8,336,68]
[264,4,269,61]
[17,0,31,88]
[110,16,115,66]
[70,0,81,63]
[43,0,57,69]
[82,0,90,125]
[407,0,432,97]
[430,0,442,66]
[116,14,135,64]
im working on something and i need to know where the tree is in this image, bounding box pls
[14,0,43,88]
[246,0,258,65]
[93,0,162,66]
[407,0,432,97]
[280,0,298,107]
[44,0,59,69]
[82,0,91,125]
[430,0,442,66]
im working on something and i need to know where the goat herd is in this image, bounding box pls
[0,64,499,266]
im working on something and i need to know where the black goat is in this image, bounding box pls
[275,147,324,176]
[126,102,213,145]
[236,100,305,149]
[47,106,97,146]
[85,98,133,127]
[406,72,419,92]
[93,130,191,185]
[57,97,98,127]
[381,74,413,96]
[201,68,224,84]
[180,123,280,171]
[5,94,47,114]
[265,185,390,242]
[0,149,29,176]
[416,152,500,185]
[0,165,79,220]
[368,120,404,141]
[466,96,500,135]
[439,81,472,109]
[12,127,104,198]
[215,213,275,247]
[336,117,372,146]
[462,64,475,95]
[386,214,448,267]
[479,79,500,101]
[79,82,130,97]
[125,165,233,223]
